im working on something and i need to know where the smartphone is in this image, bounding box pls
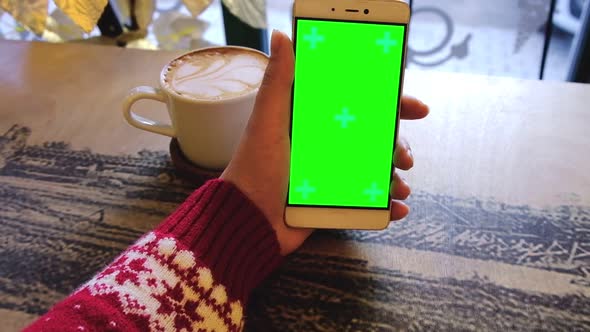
[286,0,410,229]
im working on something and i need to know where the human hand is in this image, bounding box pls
[221,31,429,255]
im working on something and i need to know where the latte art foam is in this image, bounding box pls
[165,48,268,100]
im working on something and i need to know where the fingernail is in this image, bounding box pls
[408,147,413,162]
[271,29,281,56]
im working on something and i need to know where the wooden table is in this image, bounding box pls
[1,40,589,331]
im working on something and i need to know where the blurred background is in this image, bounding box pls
[1,0,588,82]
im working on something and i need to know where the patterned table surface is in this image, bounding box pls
[1,40,589,331]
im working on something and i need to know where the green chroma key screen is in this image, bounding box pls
[288,18,406,209]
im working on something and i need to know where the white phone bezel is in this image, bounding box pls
[286,0,410,230]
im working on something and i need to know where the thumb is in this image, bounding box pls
[248,30,294,133]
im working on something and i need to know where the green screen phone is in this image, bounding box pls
[288,18,407,211]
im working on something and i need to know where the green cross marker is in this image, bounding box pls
[295,180,316,200]
[334,107,356,128]
[303,27,325,49]
[363,183,384,202]
[376,31,398,54]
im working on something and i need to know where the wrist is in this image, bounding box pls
[156,179,283,302]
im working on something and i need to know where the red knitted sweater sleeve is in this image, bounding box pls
[24,179,283,332]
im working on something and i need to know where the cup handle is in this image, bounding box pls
[122,86,175,137]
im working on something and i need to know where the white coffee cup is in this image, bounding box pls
[122,46,269,170]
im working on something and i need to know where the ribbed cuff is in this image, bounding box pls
[156,179,283,302]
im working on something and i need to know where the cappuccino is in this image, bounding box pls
[164,48,268,101]
[123,46,268,169]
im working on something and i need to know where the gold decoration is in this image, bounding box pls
[54,0,108,32]
[0,0,48,34]
[182,0,213,17]
[0,0,220,41]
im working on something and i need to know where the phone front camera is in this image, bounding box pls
[331,8,335,11]
[364,9,369,14]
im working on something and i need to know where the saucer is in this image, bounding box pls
[169,138,222,183]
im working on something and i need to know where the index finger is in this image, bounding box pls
[401,95,429,120]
